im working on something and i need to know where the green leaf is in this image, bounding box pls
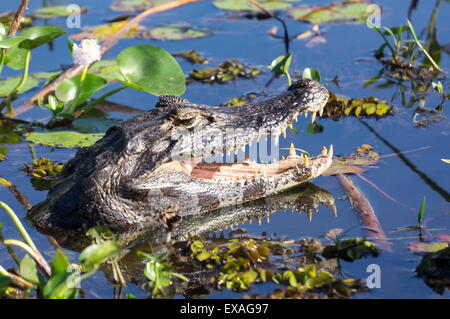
[214,0,297,11]
[418,197,426,225]
[33,5,86,19]
[0,75,39,97]
[111,0,175,12]
[25,130,104,148]
[270,53,292,77]
[0,35,25,48]
[19,26,67,50]
[302,67,321,82]
[55,73,107,106]
[147,24,211,41]
[51,250,71,275]
[4,46,28,69]
[288,2,372,24]
[79,241,121,270]
[43,271,78,299]
[117,44,186,96]
[20,254,43,285]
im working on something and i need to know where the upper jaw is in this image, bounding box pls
[167,79,329,161]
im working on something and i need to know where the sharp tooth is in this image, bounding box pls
[258,218,262,225]
[327,144,333,159]
[304,112,308,119]
[282,128,287,139]
[248,219,252,224]
[265,216,270,224]
[321,146,327,156]
[311,112,317,123]
[294,114,298,122]
[304,156,309,165]
[318,107,324,117]
[306,210,313,222]
[289,143,296,157]
[241,145,245,152]
[331,204,337,217]
[273,135,279,147]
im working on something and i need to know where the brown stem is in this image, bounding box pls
[23,0,202,107]
[8,0,29,36]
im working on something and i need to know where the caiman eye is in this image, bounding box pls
[170,107,201,126]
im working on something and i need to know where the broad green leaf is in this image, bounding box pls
[270,53,292,77]
[214,0,298,11]
[4,46,28,69]
[43,271,78,299]
[111,0,174,12]
[0,75,39,97]
[0,35,25,48]
[55,73,107,106]
[79,241,121,270]
[288,2,371,24]
[147,24,211,41]
[33,5,87,19]
[89,59,123,82]
[25,130,104,148]
[117,44,186,96]
[302,67,321,82]
[19,26,67,49]
[19,254,42,285]
[51,250,71,275]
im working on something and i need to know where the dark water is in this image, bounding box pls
[0,0,449,298]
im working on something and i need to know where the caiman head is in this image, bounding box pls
[27,79,333,231]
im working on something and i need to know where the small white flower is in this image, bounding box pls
[72,38,101,67]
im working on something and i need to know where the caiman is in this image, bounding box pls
[27,79,333,231]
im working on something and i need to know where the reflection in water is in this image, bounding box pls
[32,183,336,294]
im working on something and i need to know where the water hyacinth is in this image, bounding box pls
[72,38,101,67]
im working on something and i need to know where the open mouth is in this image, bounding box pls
[178,106,333,184]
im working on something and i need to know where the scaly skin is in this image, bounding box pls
[27,79,332,231]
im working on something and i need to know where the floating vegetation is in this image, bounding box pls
[322,238,380,262]
[189,60,262,84]
[324,146,380,175]
[21,157,63,179]
[172,50,209,64]
[21,157,64,190]
[146,24,211,41]
[32,6,87,19]
[25,131,104,148]
[71,21,146,41]
[187,232,370,298]
[213,0,298,12]
[287,0,372,24]
[110,0,174,12]
[324,92,394,120]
